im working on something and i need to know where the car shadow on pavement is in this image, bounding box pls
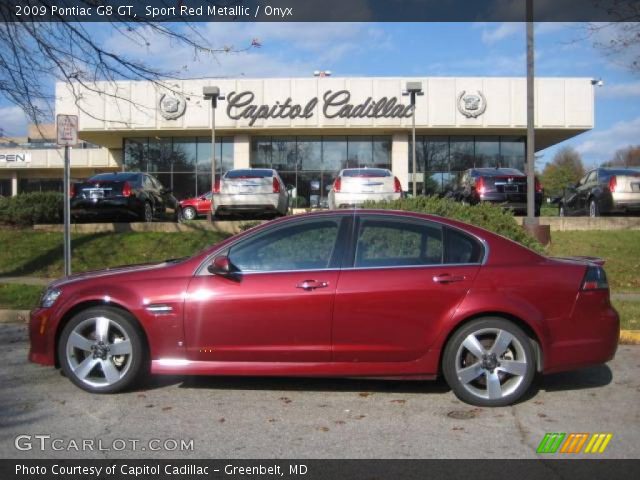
[519,364,614,403]
[170,375,453,396]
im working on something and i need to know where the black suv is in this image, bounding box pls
[71,172,177,222]
[448,168,543,215]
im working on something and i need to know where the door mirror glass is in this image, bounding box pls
[208,255,234,276]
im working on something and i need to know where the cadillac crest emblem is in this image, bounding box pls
[158,92,187,120]
[457,90,487,118]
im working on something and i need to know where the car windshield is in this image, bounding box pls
[342,169,390,177]
[474,168,524,177]
[225,169,273,179]
[88,173,139,182]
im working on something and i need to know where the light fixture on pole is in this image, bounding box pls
[313,70,332,77]
[403,81,424,197]
[591,78,604,87]
[203,86,224,221]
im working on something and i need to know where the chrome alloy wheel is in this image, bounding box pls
[182,206,197,220]
[65,316,133,388]
[454,328,528,401]
[144,203,153,222]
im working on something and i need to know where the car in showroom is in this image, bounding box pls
[212,168,289,219]
[70,172,177,222]
[448,167,543,216]
[29,210,618,407]
[328,168,402,209]
[178,191,212,220]
[558,167,640,217]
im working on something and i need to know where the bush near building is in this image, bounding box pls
[0,192,63,226]
[363,196,543,252]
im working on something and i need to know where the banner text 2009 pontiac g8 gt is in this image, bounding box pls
[29,210,619,406]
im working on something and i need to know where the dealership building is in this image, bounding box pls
[0,76,595,206]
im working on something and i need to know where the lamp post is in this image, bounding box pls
[203,86,224,221]
[403,81,424,197]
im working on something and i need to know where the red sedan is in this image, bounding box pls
[29,210,619,406]
[178,192,212,220]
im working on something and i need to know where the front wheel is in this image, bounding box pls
[181,206,197,221]
[442,318,536,407]
[58,307,146,393]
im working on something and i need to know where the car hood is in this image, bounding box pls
[47,261,173,289]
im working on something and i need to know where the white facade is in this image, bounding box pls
[1,76,594,198]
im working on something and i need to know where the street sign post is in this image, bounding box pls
[56,114,78,276]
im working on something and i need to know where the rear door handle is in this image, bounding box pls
[296,280,329,291]
[433,274,466,284]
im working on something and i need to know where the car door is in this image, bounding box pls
[576,170,597,214]
[197,192,212,214]
[564,172,587,215]
[332,214,483,363]
[184,216,350,363]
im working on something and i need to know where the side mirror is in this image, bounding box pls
[207,255,234,276]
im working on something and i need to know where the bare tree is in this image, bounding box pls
[0,1,258,128]
[586,2,640,74]
[603,145,640,167]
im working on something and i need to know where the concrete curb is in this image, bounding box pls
[0,310,30,324]
[619,330,640,345]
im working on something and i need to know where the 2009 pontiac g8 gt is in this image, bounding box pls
[29,210,619,406]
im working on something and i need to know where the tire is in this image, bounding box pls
[141,202,153,222]
[182,206,197,221]
[589,199,600,217]
[442,317,536,407]
[58,306,146,394]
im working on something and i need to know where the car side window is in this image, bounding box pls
[228,219,341,272]
[586,171,597,184]
[444,228,484,264]
[143,175,154,190]
[578,173,588,186]
[354,218,443,268]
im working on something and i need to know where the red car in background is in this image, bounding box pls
[178,192,212,220]
[28,210,619,407]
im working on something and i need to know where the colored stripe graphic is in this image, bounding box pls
[560,433,589,453]
[584,433,613,454]
[537,433,566,454]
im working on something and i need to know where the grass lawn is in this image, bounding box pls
[0,283,44,310]
[540,204,558,217]
[547,231,640,293]
[0,229,229,279]
[613,301,640,331]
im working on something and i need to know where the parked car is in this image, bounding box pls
[212,168,289,219]
[558,167,640,217]
[29,210,618,407]
[70,172,177,222]
[449,168,543,216]
[178,192,212,220]
[328,168,402,209]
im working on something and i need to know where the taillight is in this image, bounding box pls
[333,178,341,192]
[272,177,281,193]
[393,176,402,193]
[122,181,132,197]
[608,175,617,193]
[69,183,75,198]
[213,178,220,194]
[535,178,543,193]
[582,265,609,291]
[475,177,485,195]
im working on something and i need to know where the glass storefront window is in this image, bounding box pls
[123,138,147,172]
[373,136,392,169]
[172,138,197,172]
[346,136,373,168]
[0,179,11,196]
[297,137,322,171]
[475,137,500,168]
[449,137,475,171]
[500,136,526,170]
[250,137,273,168]
[271,137,297,171]
[322,136,347,171]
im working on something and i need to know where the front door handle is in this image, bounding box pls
[296,280,329,291]
[433,274,466,284]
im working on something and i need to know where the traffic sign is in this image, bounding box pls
[56,114,78,146]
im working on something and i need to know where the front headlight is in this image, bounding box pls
[40,288,62,308]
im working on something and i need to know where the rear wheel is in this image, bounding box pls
[58,307,146,393]
[589,199,600,217]
[142,202,153,222]
[442,318,535,407]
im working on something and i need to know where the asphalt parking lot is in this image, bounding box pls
[0,323,638,459]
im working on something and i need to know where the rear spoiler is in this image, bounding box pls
[551,256,605,266]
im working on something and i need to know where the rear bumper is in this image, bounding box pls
[71,198,142,219]
[213,193,282,214]
[543,293,619,374]
[330,192,401,208]
[479,192,543,212]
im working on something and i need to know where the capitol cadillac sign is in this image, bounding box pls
[159,88,488,125]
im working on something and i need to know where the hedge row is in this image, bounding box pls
[0,192,64,226]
